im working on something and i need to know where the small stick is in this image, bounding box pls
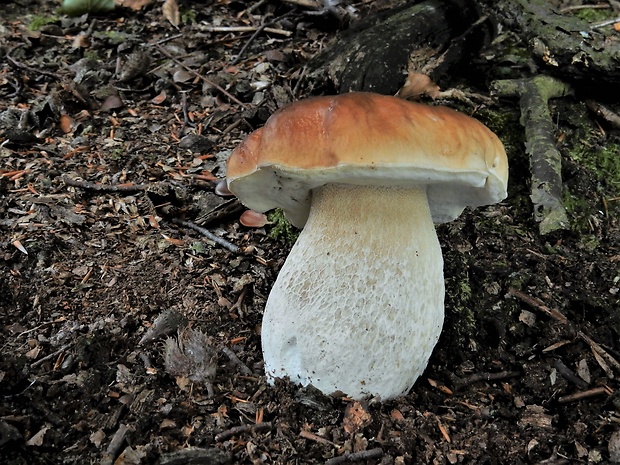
[63,175,149,193]
[454,370,521,389]
[101,424,130,465]
[325,448,383,465]
[30,343,73,368]
[585,99,620,129]
[558,386,612,404]
[172,218,240,253]
[200,25,292,36]
[156,44,246,107]
[299,429,337,446]
[553,359,588,389]
[508,288,569,324]
[230,12,295,66]
[6,48,62,80]
[214,422,272,442]
[220,346,253,376]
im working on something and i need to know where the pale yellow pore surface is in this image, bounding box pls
[261,184,445,400]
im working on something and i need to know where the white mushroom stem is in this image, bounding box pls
[261,183,445,400]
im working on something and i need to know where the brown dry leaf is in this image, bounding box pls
[72,32,91,48]
[162,0,180,27]
[59,114,74,133]
[390,409,405,422]
[396,72,440,100]
[89,429,105,447]
[100,94,124,112]
[118,0,153,11]
[160,418,177,430]
[151,91,167,105]
[25,346,41,359]
[343,401,371,435]
[26,425,50,446]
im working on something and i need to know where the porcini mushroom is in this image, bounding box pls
[226,92,508,400]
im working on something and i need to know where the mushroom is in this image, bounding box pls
[226,92,508,400]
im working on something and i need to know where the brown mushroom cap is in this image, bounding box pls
[227,92,508,228]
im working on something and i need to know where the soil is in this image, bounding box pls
[1,1,620,464]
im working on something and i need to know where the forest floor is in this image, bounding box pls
[1,0,620,464]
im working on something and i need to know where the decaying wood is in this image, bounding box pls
[308,0,493,95]
[485,0,620,93]
[492,76,571,235]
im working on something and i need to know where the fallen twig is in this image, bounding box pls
[100,423,130,465]
[507,288,569,324]
[155,44,246,107]
[299,429,337,446]
[230,12,295,65]
[220,346,253,376]
[585,99,620,129]
[553,359,588,389]
[558,386,613,404]
[454,370,521,389]
[325,448,383,465]
[30,343,73,368]
[63,175,149,193]
[200,25,292,36]
[172,218,240,253]
[214,422,272,442]
[492,76,571,234]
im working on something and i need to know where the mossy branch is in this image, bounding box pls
[492,75,571,235]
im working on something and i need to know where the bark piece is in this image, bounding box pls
[492,75,571,235]
[486,0,620,92]
[308,0,493,95]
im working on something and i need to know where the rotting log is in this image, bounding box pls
[492,76,571,235]
[483,0,620,95]
[308,0,493,95]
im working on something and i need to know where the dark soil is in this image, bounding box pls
[1,1,620,464]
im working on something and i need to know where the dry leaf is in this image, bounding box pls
[151,91,167,105]
[100,94,124,112]
[25,346,41,359]
[162,0,180,27]
[172,69,193,83]
[343,401,371,435]
[59,114,74,134]
[26,425,50,446]
[89,429,106,447]
[159,418,177,429]
[396,72,440,100]
[576,358,591,384]
[72,32,91,48]
[118,0,153,11]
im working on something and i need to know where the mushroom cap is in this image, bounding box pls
[226,92,508,228]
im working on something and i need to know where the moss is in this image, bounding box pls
[573,7,614,23]
[267,209,299,244]
[568,141,620,193]
[181,9,197,24]
[29,15,59,31]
